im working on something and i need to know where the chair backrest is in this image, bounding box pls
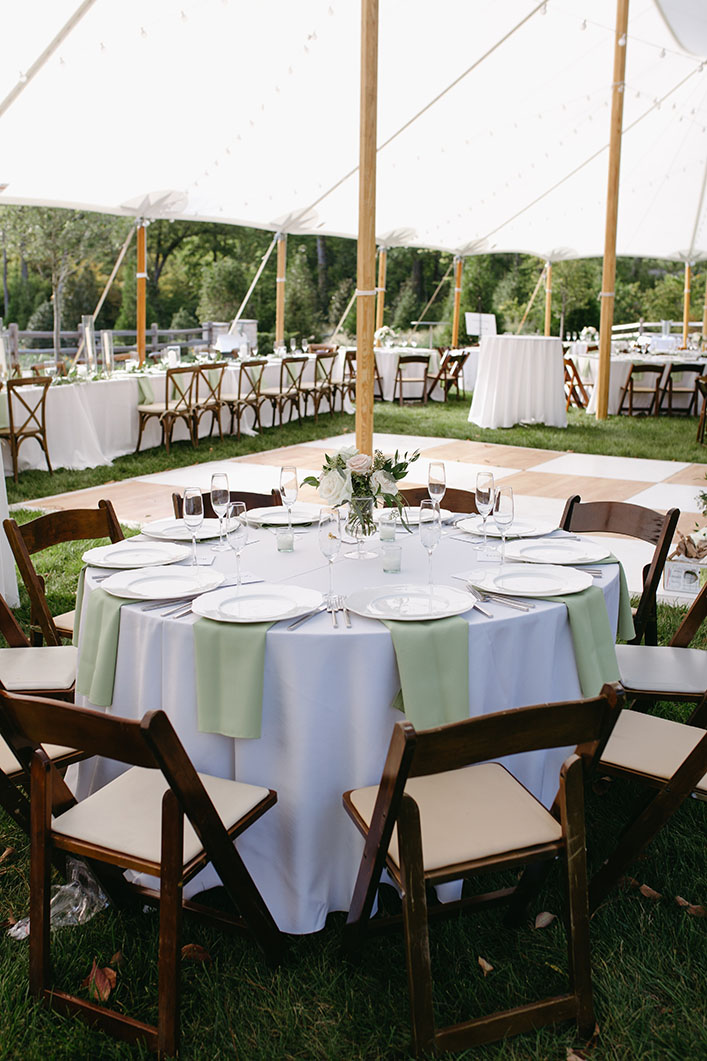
[670,579,707,648]
[165,365,198,410]
[198,362,226,404]
[0,593,30,648]
[314,350,337,383]
[308,343,338,354]
[30,362,67,378]
[172,488,281,519]
[6,376,51,438]
[238,358,267,400]
[343,350,357,382]
[279,356,307,395]
[399,486,479,514]
[397,354,430,369]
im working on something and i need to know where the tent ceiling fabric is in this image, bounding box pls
[1,0,706,261]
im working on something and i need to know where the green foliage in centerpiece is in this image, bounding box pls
[303,446,419,534]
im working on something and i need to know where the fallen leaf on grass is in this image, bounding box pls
[82,959,117,1003]
[181,943,212,963]
[639,884,662,900]
[620,876,640,890]
[534,911,557,929]
[567,1049,588,1060]
[675,896,706,917]
[477,956,493,977]
[0,847,15,866]
[110,950,125,968]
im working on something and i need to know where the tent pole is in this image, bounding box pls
[596,0,629,420]
[375,247,387,345]
[451,256,464,347]
[275,234,287,345]
[229,232,279,333]
[136,221,147,365]
[544,261,553,336]
[516,261,546,334]
[702,271,707,349]
[682,261,691,348]
[356,0,378,456]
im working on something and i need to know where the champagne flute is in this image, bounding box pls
[419,499,441,587]
[227,501,248,591]
[475,472,495,562]
[428,461,446,507]
[279,465,298,537]
[493,487,514,565]
[183,487,204,566]
[318,506,341,606]
[210,472,230,552]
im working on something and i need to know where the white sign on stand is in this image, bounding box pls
[464,312,496,338]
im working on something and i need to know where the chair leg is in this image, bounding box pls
[158,791,183,1059]
[398,795,436,1057]
[29,755,53,1000]
[135,413,146,454]
[560,759,594,1036]
[504,860,554,928]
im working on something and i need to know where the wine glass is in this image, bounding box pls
[302,337,309,354]
[279,465,298,537]
[290,337,297,353]
[475,472,496,562]
[227,501,248,591]
[210,472,229,552]
[318,507,341,606]
[493,487,514,565]
[428,461,446,507]
[419,499,441,586]
[183,487,204,566]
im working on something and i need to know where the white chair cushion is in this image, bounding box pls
[52,766,271,866]
[1,736,77,777]
[349,763,563,873]
[616,644,707,695]
[53,609,75,635]
[0,645,77,691]
[601,710,706,794]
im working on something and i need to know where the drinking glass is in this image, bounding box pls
[302,338,309,354]
[210,472,230,552]
[318,507,341,605]
[227,501,248,591]
[290,337,297,353]
[428,461,446,507]
[475,471,496,562]
[493,487,514,565]
[345,497,376,559]
[279,465,298,537]
[183,488,204,566]
[419,499,441,586]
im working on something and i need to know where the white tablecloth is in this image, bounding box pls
[576,351,707,415]
[0,472,19,606]
[468,335,566,429]
[73,525,620,934]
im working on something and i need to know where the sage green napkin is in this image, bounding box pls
[76,587,131,707]
[193,618,275,739]
[137,376,155,404]
[548,585,620,697]
[381,616,470,729]
[582,555,634,642]
[72,567,87,646]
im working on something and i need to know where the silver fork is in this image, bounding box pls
[466,584,534,612]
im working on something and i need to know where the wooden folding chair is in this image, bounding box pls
[617,363,664,416]
[4,499,123,646]
[560,496,679,646]
[343,686,623,1056]
[563,357,590,411]
[696,376,707,443]
[658,361,704,416]
[221,358,267,436]
[393,354,430,405]
[335,349,384,409]
[135,364,199,454]
[399,486,479,514]
[425,349,470,401]
[300,350,337,422]
[193,362,227,441]
[0,691,283,1057]
[260,355,307,426]
[172,488,281,519]
[0,376,53,481]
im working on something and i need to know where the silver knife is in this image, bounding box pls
[288,604,326,630]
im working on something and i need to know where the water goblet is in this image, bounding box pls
[475,471,496,562]
[428,461,446,507]
[419,499,441,586]
[290,337,297,353]
[279,465,298,538]
[318,507,341,606]
[210,472,230,552]
[493,487,514,565]
[227,501,248,591]
[183,487,204,566]
[302,338,309,354]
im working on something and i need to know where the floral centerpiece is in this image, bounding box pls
[303,446,419,535]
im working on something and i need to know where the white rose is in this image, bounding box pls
[319,468,352,505]
[337,446,358,462]
[371,469,397,496]
[347,452,372,473]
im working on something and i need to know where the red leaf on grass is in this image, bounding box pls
[566,1050,588,1061]
[181,943,212,963]
[81,959,117,1003]
[110,950,125,968]
[534,911,557,929]
[477,956,493,977]
[620,876,639,890]
[639,884,662,900]
[0,847,15,866]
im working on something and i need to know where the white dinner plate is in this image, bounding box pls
[455,516,557,539]
[141,518,224,541]
[192,583,322,623]
[101,565,225,600]
[246,504,321,527]
[472,564,592,598]
[346,583,474,621]
[373,507,453,525]
[504,538,610,565]
[82,540,190,569]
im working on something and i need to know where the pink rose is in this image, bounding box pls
[347,452,372,473]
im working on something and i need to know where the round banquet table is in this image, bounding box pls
[468,334,566,429]
[72,521,622,935]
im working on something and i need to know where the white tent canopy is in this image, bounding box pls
[1,0,706,262]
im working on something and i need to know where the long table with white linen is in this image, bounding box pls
[468,335,566,429]
[72,520,622,935]
[369,346,478,401]
[569,346,707,415]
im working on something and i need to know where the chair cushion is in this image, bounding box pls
[53,609,75,636]
[600,710,706,794]
[616,644,707,695]
[52,766,271,866]
[0,736,77,778]
[137,400,192,414]
[349,763,563,873]
[0,645,77,691]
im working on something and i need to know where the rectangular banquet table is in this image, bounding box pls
[573,348,707,415]
[468,334,566,428]
[71,518,623,935]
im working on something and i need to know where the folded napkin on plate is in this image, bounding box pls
[193,619,275,739]
[547,585,621,698]
[381,616,469,730]
[76,587,132,707]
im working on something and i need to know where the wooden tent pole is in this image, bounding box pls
[451,256,464,347]
[355,0,378,456]
[702,270,707,349]
[682,261,692,348]
[374,247,387,344]
[275,234,287,345]
[516,261,546,334]
[136,221,147,365]
[596,0,629,419]
[544,261,553,335]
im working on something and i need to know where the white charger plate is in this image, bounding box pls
[82,540,190,569]
[192,583,322,623]
[472,564,592,598]
[456,515,557,539]
[142,518,224,541]
[346,583,474,621]
[101,565,224,600]
[504,538,610,565]
[373,506,453,525]
[246,504,321,527]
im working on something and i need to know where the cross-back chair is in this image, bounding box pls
[172,488,281,520]
[426,349,470,402]
[399,485,479,514]
[563,357,590,411]
[658,361,704,416]
[560,496,679,646]
[343,685,624,1056]
[135,364,200,454]
[260,355,307,426]
[30,361,67,378]
[300,350,337,422]
[221,358,267,436]
[0,376,53,481]
[336,350,384,409]
[193,362,227,442]
[4,499,123,646]
[0,690,283,1057]
[393,354,430,405]
[617,363,664,416]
